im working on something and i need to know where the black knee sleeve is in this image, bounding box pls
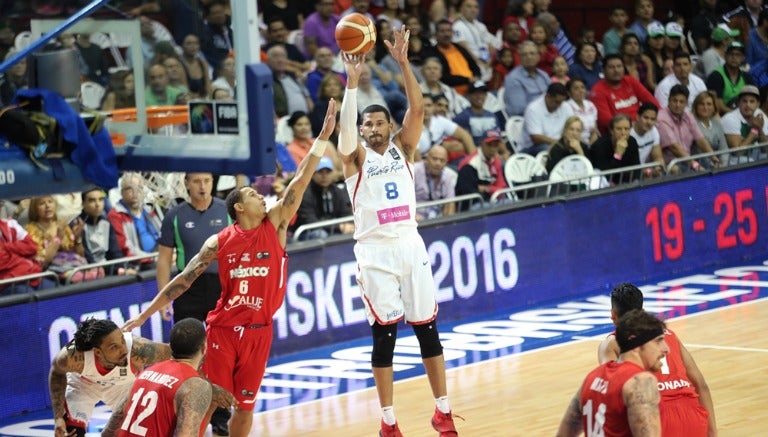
[413,321,443,358]
[371,322,398,367]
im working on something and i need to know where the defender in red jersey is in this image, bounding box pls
[123,100,339,437]
[103,318,211,437]
[557,310,669,437]
[597,282,717,436]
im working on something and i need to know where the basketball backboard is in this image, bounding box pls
[7,1,274,199]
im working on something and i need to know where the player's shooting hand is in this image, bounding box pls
[211,384,238,409]
[385,25,410,64]
[317,98,337,140]
[54,418,76,437]
[341,52,365,85]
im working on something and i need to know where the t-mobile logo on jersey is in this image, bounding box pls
[377,205,410,224]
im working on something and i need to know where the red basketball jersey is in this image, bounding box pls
[206,221,288,327]
[656,328,698,401]
[118,360,203,437]
[580,361,645,437]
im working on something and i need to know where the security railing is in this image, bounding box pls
[291,193,484,241]
[63,253,159,285]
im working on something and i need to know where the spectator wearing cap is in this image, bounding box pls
[663,21,685,59]
[414,145,458,220]
[628,0,662,44]
[706,41,754,115]
[290,157,353,241]
[695,24,740,78]
[454,81,505,145]
[455,130,508,211]
[747,10,768,66]
[655,51,708,109]
[590,54,659,134]
[656,84,720,171]
[721,84,768,164]
[503,41,551,116]
[645,21,669,86]
[520,82,574,154]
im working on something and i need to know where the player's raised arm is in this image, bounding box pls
[271,99,336,232]
[338,53,366,177]
[122,234,219,332]
[386,26,424,161]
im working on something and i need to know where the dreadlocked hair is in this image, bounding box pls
[68,318,120,352]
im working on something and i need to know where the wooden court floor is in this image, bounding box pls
[235,299,768,436]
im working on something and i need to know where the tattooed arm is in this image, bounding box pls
[269,99,336,246]
[555,389,583,437]
[122,235,219,331]
[175,377,212,436]
[50,346,85,437]
[130,336,172,370]
[624,372,662,437]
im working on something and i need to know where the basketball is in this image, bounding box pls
[335,13,377,56]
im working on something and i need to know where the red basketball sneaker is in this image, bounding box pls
[431,408,459,436]
[379,420,403,437]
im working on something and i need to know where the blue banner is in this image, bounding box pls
[1,166,767,419]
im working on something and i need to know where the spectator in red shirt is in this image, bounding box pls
[590,54,659,134]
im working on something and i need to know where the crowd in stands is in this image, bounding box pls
[3,0,768,294]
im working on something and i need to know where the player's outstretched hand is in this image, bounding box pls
[385,25,410,64]
[122,316,145,332]
[317,98,337,141]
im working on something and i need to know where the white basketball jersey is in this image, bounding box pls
[346,143,418,241]
[66,332,136,407]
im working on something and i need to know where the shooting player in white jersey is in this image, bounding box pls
[336,26,460,437]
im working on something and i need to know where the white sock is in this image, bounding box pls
[435,396,451,414]
[381,406,397,425]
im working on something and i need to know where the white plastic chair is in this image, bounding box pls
[505,115,525,153]
[80,81,106,110]
[504,153,547,185]
[548,154,594,182]
[14,31,33,51]
[275,115,293,145]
